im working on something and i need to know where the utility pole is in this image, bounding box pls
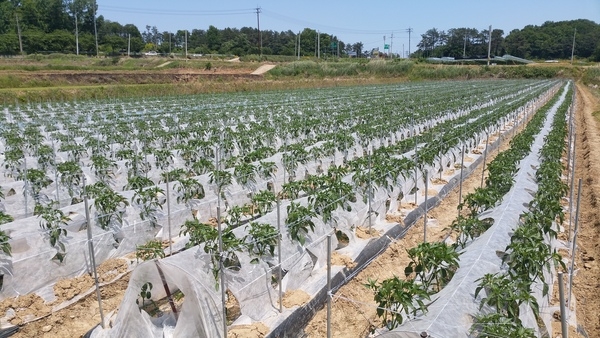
[487,25,492,66]
[15,14,23,55]
[317,31,320,59]
[297,31,301,60]
[185,30,188,58]
[407,27,413,58]
[93,5,99,57]
[75,13,79,55]
[169,33,171,54]
[463,33,467,58]
[383,35,386,58]
[571,28,576,65]
[127,34,130,57]
[256,7,262,57]
[390,32,394,59]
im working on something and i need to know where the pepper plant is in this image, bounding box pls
[365,276,431,330]
[474,273,539,323]
[132,186,166,228]
[470,313,536,338]
[57,161,83,201]
[180,219,244,287]
[37,204,71,262]
[285,202,316,246]
[447,215,493,249]
[251,190,276,216]
[135,240,166,262]
[404,242,460,292]
[86,182,129,230]
[175,178,205,218]
[24,168,52,208]
[246,222,278,264]
[0,229,11,257]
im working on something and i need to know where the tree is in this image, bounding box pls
[206,25,221,52]
[351,42,363,57]
[417,28,447,57]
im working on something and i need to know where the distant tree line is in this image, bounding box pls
[415,19,600,61]
[0,1,598,61]
[0,0,361,57]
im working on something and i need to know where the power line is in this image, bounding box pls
[99,5,256,16]
[261,9,407,36]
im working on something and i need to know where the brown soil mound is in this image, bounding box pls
[280,289,310,308]
[0,294,51,325]
[228,322,270,338]
[355,226,380,239]
[331,252,356,269]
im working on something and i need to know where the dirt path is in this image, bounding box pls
[156,61,172,68]
[571,83,600,338]
[251,64,276,75]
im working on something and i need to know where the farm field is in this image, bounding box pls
[0,77,598,338]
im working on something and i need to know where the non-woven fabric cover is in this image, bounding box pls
[380,84,567,338]
[91,249,223,338]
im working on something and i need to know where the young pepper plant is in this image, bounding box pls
[175,177,205,219]
[404,242,460,292]
[285,202,316,246]
[246,222,279,264]
[132,186,166,228]
[37,204,71,262]
[365,276,431,331]
[180,219,244,288]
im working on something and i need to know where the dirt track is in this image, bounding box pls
[571,83,600,338]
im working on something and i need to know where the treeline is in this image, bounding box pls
[0,0,355,56]
[1,1,598,61]
[416,19,600,61]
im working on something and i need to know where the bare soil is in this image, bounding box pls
[280,289,311,308]
[569,83,600,338]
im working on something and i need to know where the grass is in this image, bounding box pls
[0,54,597,102]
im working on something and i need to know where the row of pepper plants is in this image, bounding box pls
[0,80,556,295]
[364,82,567,334]
[107,79,557,296]
[471,84,572,337]
[153,81,559,287]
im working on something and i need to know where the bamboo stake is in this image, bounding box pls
[154,260,178,319]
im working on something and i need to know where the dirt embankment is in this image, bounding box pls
[572,83,600,338]
[1,71,260,87]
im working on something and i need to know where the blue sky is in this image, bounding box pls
[98,0,599,55]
